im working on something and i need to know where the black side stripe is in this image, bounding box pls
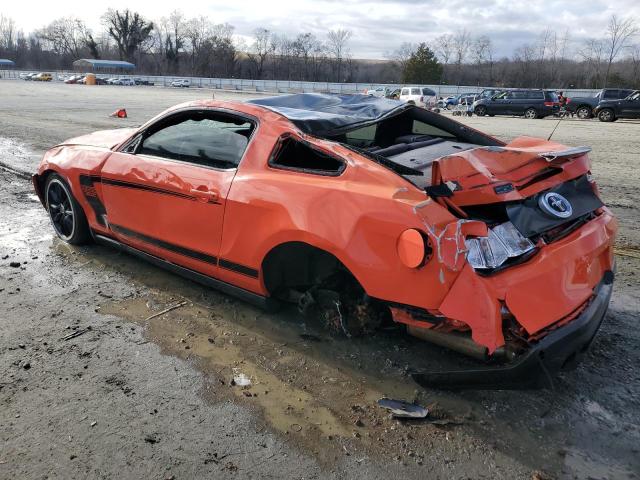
[111,224,218,265]
[98,177,197,201]
[218,259,260,278]
[110,224,259,278]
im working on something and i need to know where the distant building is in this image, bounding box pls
[0,59,15,69]
[72,59,135,73]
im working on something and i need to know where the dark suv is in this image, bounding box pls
[593,90,640,122]
[566,88,635,119]
[473,89,559,119]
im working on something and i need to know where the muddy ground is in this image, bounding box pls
[0,80,639,479]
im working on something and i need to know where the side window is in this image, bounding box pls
[270,136,345,175]
[603,90,618,99]
[412,120,455,138]
[345,124,377,147]
[411,88,421,95]
[138,112,254,169]
[401,88,410,95]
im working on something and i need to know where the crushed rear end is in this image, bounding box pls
[392,136,617,388]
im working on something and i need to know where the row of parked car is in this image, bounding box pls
[18,72,193,88]
[366,85,640,122]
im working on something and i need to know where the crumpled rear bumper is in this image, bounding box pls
[412,270,614,389]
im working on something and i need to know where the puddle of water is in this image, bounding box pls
[96,293,460,465]
[100,297,362,440]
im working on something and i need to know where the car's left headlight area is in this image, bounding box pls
[465,221,535,270]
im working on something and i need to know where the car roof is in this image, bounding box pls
[248,93,408,135]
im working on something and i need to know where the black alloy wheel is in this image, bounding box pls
[45,175,90,245]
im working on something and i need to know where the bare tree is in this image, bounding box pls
[291,32,319,80]
[0,14,16,51]
[248,28,274,79]
[452,29,471,83]
[102,9,154,62]
[629,44,640,88]
[471,35,493,84]
[434,34,454,82]
[392,42,417,73]
[327,29,352,81]
[578,38,607,88]
[603,15,638,86]
[162,10,186,73]
[36,17,92,59]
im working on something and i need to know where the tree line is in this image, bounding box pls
[0,10,638,88]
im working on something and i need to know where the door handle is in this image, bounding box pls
[190,187,219,203]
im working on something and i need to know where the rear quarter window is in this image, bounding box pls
[412,120,455,138]
[270,137,345,176]
[422,88,436,96]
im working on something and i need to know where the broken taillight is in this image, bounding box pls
[465,222,535,270]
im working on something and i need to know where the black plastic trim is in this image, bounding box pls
[110,224,218,265]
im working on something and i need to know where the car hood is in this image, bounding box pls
[432,136,593,207]
[58,128,137,150]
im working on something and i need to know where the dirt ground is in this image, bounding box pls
[0,80,639,480]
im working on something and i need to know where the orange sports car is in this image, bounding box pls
[33,94,616,388]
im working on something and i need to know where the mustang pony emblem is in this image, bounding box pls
[539,192,573,219]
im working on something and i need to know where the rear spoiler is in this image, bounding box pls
[539,146,591,162]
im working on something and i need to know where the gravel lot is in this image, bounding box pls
[0,80,638,479]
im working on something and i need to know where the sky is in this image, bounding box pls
[3,0,640,59]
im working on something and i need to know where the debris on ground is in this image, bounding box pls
[109,108,128,118]
[61,327,91,341]
[377,398,429,419]
[145,301,187,321]
[231,369,251,387]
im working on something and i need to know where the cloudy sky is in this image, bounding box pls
[3,0,640,59]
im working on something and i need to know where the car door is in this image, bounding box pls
[100,108,256,277]
[490,91,510,114]
[510,90,529,115]
[619,92,640,118]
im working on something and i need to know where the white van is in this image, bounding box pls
[399,87,437,108]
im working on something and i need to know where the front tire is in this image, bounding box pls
[45,174,90,245]
[598,109,615,122]
[474,105,487,116]
[576,106,592,119]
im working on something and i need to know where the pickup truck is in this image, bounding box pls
[567,88,634,119]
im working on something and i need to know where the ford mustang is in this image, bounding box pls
[33,94,617,388]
